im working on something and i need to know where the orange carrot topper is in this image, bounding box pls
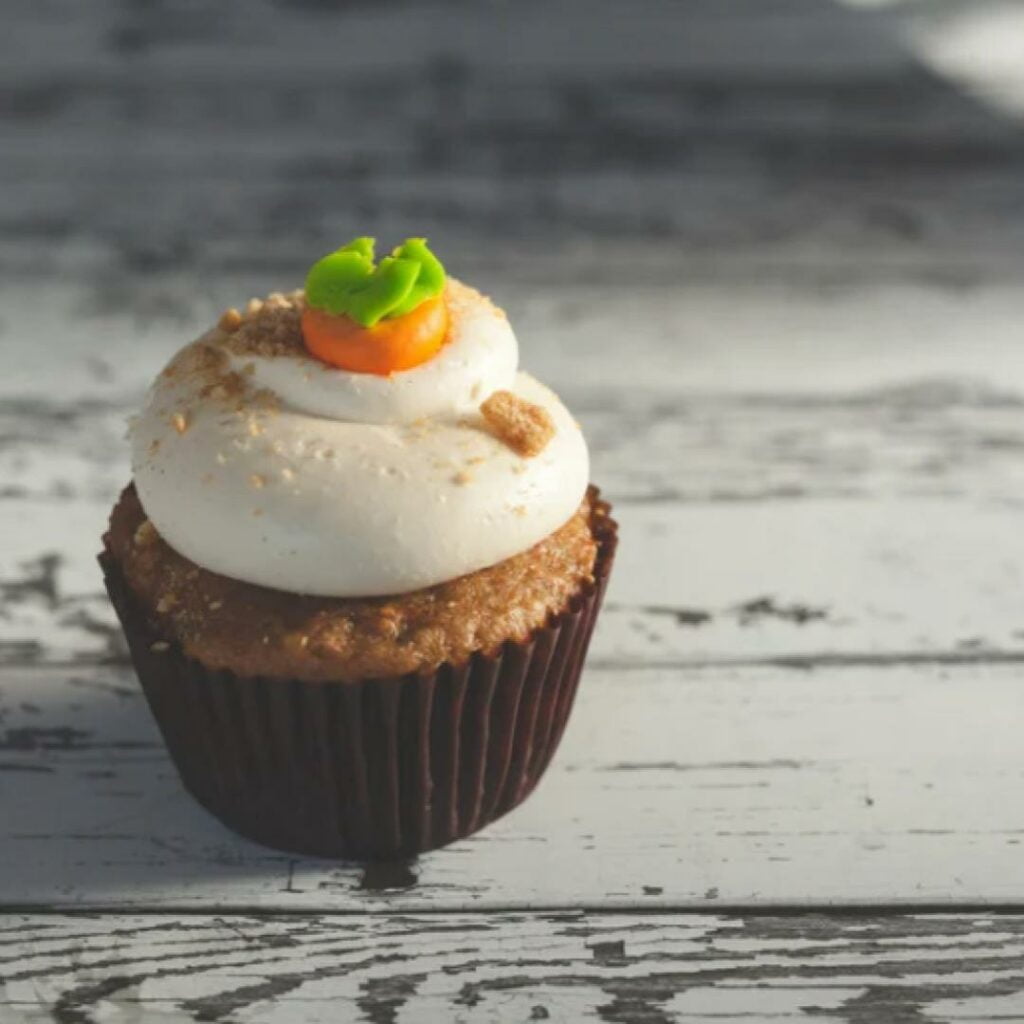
[301,237,449,375]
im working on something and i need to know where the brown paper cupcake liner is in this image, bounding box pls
[100,493,617,859]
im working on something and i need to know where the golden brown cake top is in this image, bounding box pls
[106,485,600,682]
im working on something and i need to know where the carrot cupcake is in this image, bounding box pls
[102,237,616,858]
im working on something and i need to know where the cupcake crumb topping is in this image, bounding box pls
[218,308,243,333]
[219,292,306,359]
[480,390,555,457]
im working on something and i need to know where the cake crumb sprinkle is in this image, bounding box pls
[218,308,243,333]
[480,390,555,457]
[133,519,158,547]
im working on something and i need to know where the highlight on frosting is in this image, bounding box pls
[302,237,449,376]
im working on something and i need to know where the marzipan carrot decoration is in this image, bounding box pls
[301,237,448,375]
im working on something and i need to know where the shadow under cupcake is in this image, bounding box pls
[101,237,617,859]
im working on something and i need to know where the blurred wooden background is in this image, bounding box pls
[5,2,1024,1021]
[5,0,1024,278]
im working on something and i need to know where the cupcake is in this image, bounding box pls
[102,237,616,858]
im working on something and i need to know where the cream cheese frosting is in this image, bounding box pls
[130,281,589,597]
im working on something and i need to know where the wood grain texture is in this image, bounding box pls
[3,911,1024,1023]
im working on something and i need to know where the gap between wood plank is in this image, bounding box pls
[8,649,1024,673]
[6,901,1024,920]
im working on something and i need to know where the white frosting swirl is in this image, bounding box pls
[130,283,589,597]
[244,286,518,424]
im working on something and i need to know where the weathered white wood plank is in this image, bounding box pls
[8,492,1024,669]
[3,661,1024,911]
[12,278,1024,404]
[3,911,1024,1023]
[0,0,922,83]
[5,275,1024,666]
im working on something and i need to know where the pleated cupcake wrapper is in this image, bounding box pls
[101,496,617,859]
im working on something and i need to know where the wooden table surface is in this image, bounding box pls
[6,1,1024,1020]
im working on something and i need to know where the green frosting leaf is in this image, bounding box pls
[304,252,374,317]
[343,257,420,327]
[304,237,446,327]
[339,236,375,262]
[388,238,446,317]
